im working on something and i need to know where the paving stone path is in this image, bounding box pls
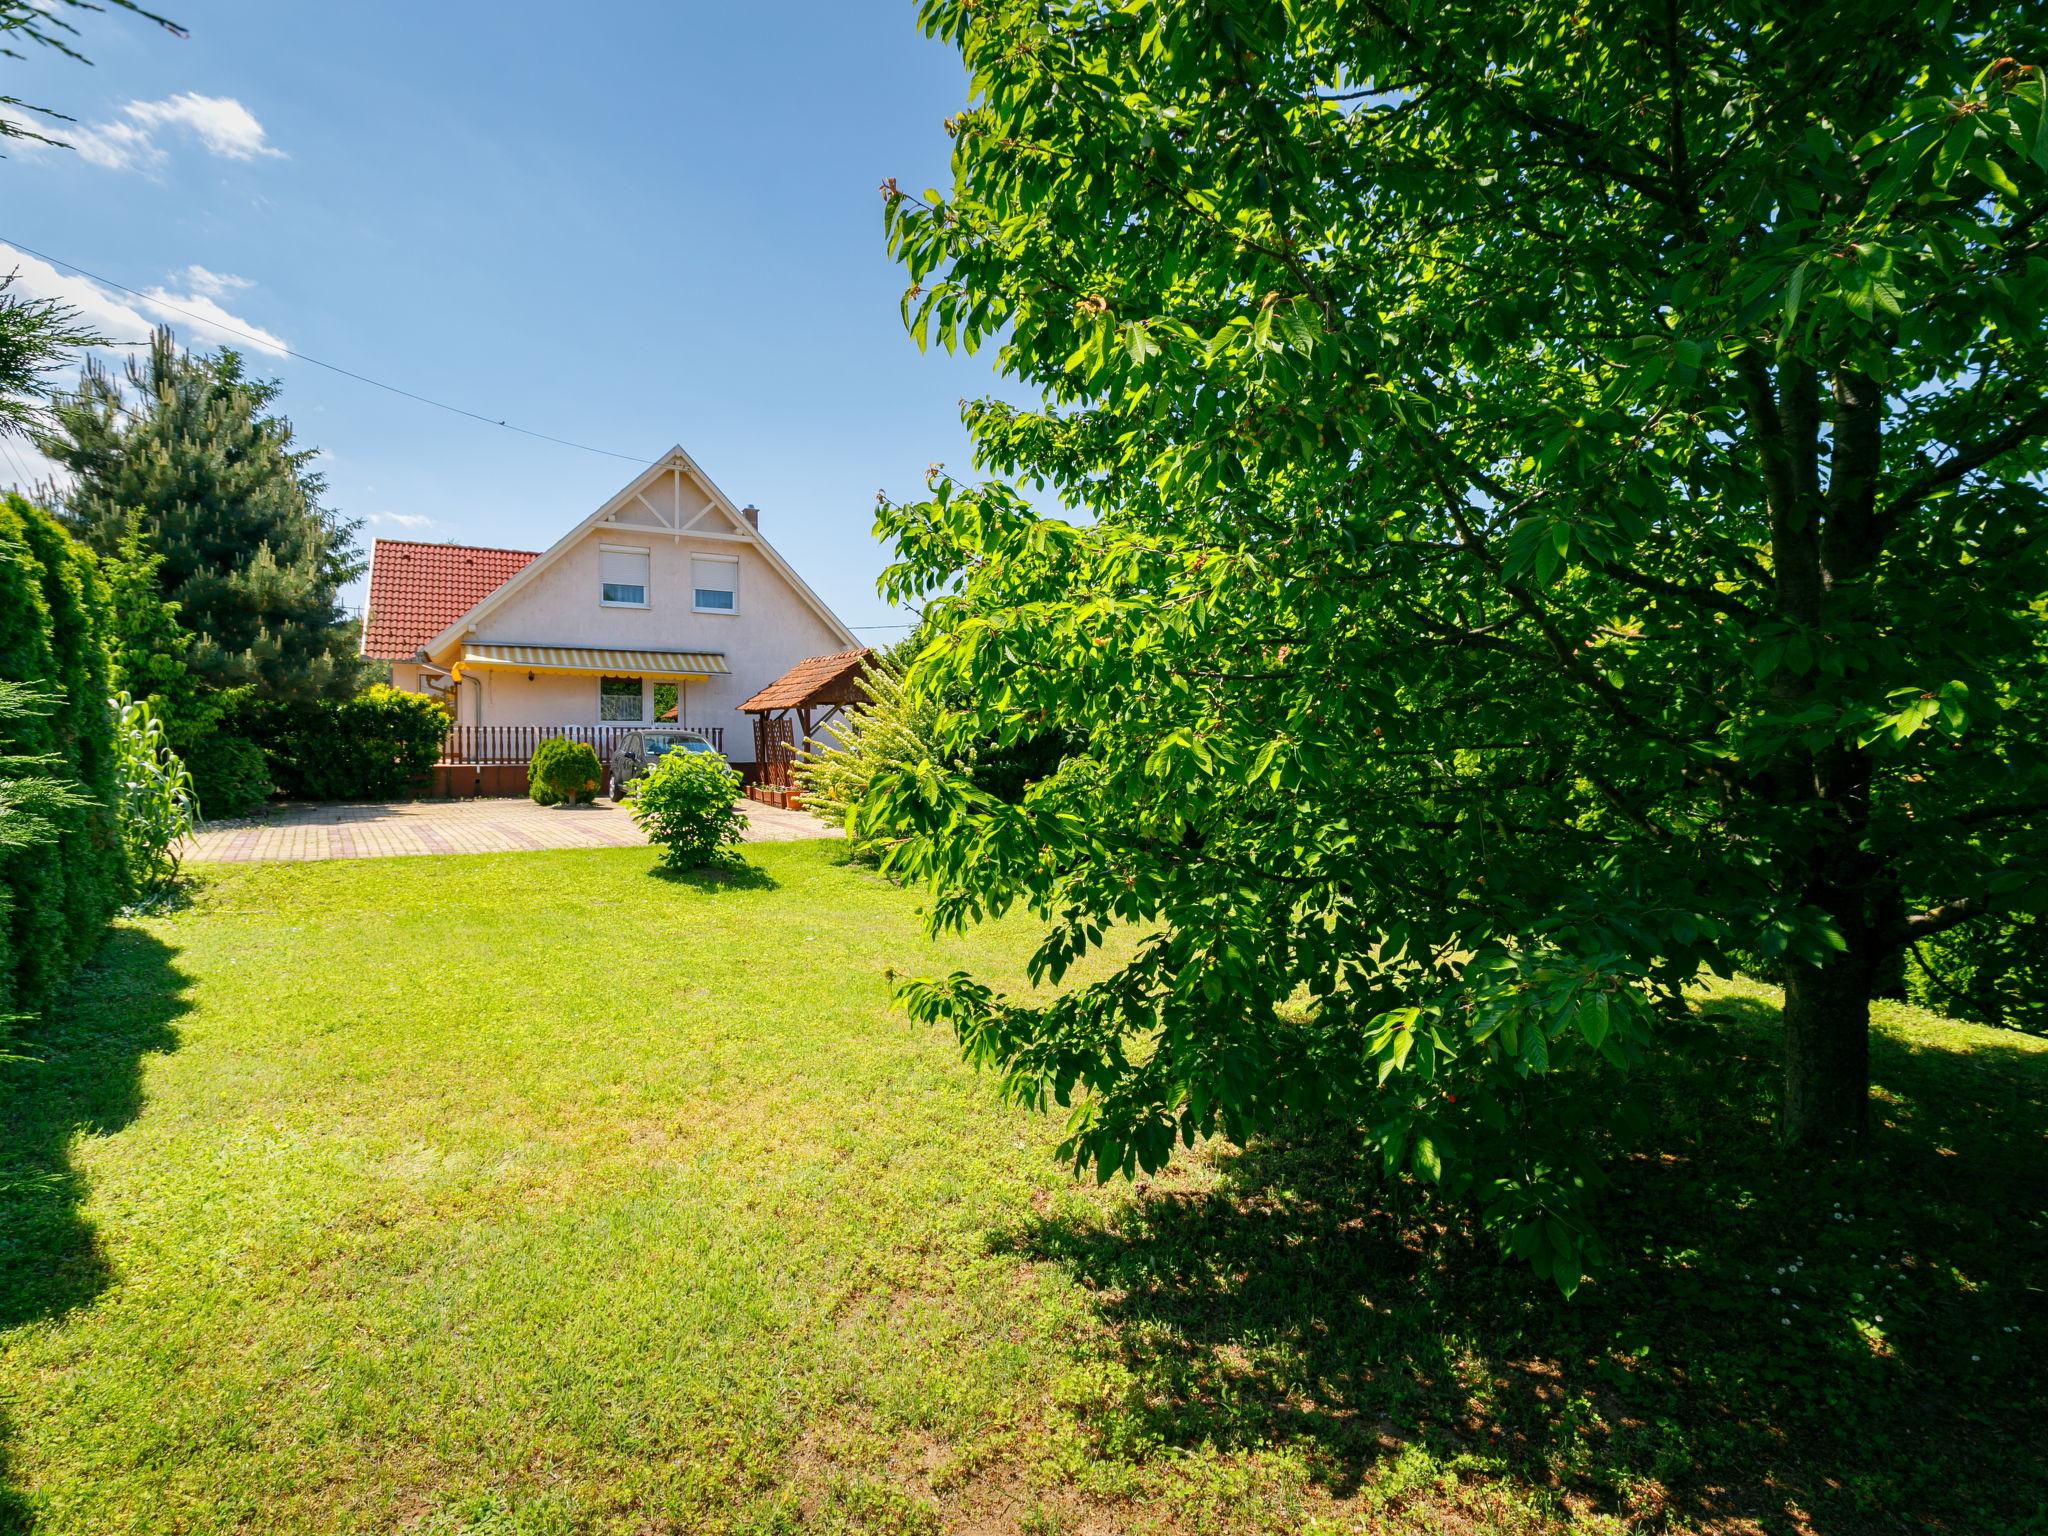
[181,796,839,865]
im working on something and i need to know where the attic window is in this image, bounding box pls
[692,553,737,614]
[601,546,649,607]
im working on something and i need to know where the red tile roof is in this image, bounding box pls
[737,648,872,713]
[360,539,539,660]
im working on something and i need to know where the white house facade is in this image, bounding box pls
[360,446,856,774]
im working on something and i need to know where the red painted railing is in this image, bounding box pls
[438,723,724,766]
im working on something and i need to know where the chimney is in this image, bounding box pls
[740,504,760,529]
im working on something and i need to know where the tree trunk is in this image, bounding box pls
[1781,942,1871,1150]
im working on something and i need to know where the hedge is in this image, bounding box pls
[263,685,449,801]
[0,492,125,1016]
[186,732,272,820]
[223,685,449,803]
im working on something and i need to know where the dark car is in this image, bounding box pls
[609,729,720,795]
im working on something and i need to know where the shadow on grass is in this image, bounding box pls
[1002,996,2048,1534]
[0,926,190,1534]
[646,860,779,893]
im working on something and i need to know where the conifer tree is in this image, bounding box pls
[40,329,365,704]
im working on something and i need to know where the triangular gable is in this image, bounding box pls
[418,445,855,662]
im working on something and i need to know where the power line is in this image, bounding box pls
[0,235,653,465]
[0,437,34,488]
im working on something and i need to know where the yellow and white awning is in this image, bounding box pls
[455,644,729,681]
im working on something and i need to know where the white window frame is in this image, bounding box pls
[691,551,739,616]
[599,543,652,609]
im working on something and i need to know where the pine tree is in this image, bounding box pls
[39,329,365,704]
[0,271,99,443]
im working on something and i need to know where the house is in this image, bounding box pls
[361,445,856,789]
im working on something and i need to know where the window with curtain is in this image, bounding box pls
[599,676,643,722]
[692,554,736,612]
[600,546,649,606]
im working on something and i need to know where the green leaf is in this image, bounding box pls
[1414,1135,1442,1183]
[1965,156,2021,198]
[1578,992,1611,1049]
[1277,298,1323,355]
[1782,262,1808,331]
[1931,118,1977,188]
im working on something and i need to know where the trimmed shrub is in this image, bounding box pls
[110,691,196,890]
[0,492,125,1015]
[529,738,602,806]
[186,733,272,820]
[265,685,449,800]
[629,750,746,870]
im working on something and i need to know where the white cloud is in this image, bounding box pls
[0,241,290,358]
[179,265,254,299]
[137,284,288,356]
[368,512,437,530]
[63,93,284,174]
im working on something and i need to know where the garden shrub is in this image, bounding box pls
[628,750,746,870]
[797,653,936,859]
[110,692,196,891]
[0,492,125,1015]
[1908,917,2047,1035]
[529,738,602,806]
[185,732,271,820]
[799,649,1078,862]
[263,685,448,800]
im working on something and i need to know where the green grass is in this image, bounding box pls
[1,841,2042,1535]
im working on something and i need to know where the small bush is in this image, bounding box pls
[529,738,602,806]
[629,750,746,870]
[1908,916,2047,1034]
[186,733,271,819]
[110,692,195,890]
[266,684,449,800]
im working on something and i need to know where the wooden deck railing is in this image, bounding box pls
[438,723,724,766]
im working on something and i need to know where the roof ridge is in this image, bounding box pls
[369,536,543,556]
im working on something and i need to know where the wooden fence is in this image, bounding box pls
[438,722,724,767]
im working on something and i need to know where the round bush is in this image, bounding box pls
[185,733,272,820]
[628,749,747,870]
[529,737,602,806]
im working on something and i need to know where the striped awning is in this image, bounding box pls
[457,643,729,679]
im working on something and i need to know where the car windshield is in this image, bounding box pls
[641,735,710,758]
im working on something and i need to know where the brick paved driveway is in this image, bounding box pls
[181,797,840,865]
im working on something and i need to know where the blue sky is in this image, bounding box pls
[0,0,1015,635]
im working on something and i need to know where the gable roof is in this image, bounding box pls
[737,648,871,714]
[361,539,538,660]
[418,445,857,662]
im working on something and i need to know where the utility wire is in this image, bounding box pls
[1,236,653,465]
[0,437,35,488]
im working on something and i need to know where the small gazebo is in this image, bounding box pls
[736,647,871,805]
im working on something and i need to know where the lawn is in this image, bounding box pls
[1,841,2042,1536]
